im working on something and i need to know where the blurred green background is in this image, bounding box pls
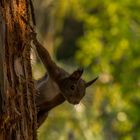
[32,0,140,140]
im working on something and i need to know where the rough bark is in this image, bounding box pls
[0,0,37,140]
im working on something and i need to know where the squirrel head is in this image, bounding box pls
[59,68,98,105]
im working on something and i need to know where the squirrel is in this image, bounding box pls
[31,32,98,126]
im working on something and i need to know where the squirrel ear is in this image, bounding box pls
[70,68,83,80]
[85,77,98,87]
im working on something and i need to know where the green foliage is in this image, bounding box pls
[34,0,140,139]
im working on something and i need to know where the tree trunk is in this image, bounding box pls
[0,0,37,140]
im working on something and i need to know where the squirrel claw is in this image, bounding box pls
[29,31,37,41]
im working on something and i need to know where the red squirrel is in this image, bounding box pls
[31,32,98,126]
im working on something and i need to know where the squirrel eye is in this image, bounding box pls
[70,85,75,90]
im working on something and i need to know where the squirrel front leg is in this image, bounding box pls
[38,93,65,112]
[35,73,65,126]
[37,93,65,126]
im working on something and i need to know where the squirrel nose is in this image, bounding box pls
[68,99,79,105]
[73,100,80,105]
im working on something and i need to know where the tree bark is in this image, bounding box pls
[0,0,37,140]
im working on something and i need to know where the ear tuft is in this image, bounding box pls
[70,68,84,80]
[85,76,98,87]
